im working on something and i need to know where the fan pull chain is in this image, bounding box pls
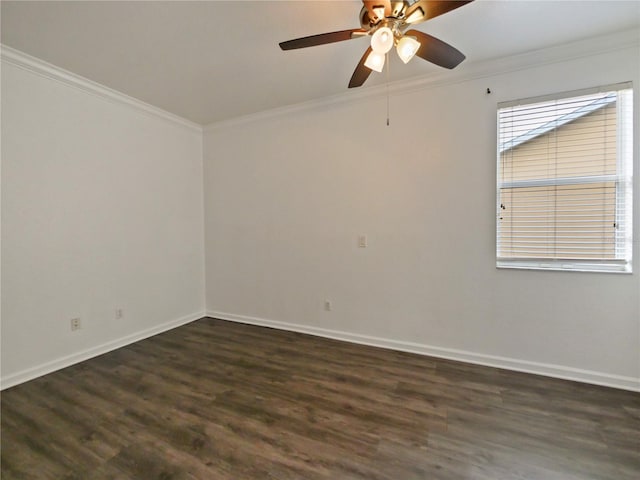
[386,53,390,126]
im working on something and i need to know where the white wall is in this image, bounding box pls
[2,33,638,392]
[204,37,640,389]
[1,60,205,387]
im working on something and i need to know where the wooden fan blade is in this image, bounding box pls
[405,29,465,69]
[405,0,474,24]
[279,29,367,50]
[348,46,374,88]
[363,0,392,23]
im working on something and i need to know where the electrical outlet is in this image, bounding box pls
[115,308,123,320]
[70,318,81,331]
[324,300,332,311]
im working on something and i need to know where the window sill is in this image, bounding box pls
[496,259,632,274]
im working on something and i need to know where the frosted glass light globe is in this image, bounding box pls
[364,51,385,72]
[396,36,420,64]
[371,27,394,54]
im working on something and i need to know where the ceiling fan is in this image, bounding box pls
[279,0,474,88]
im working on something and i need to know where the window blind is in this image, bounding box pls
[497,83,633,273]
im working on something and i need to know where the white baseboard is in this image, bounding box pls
[5,310,637,392]
[0,311,206,390]
[208,310,640,392]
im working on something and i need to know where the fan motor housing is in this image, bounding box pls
[359,2,408,30]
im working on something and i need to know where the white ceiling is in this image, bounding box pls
[2,1,639,125]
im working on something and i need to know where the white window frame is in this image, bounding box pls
[496,83,633,274]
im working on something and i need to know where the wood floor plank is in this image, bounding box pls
[2,317,639,479]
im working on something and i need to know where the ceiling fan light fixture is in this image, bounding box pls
[279,0,474,89]
[364,50,386,72]
[370,26,394,53]
[396,35,420,63]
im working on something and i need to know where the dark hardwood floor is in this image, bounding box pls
[1,317,639,479]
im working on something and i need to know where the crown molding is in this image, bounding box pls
[204,28,639,133]
[1,44,202,133]
[3,26,637,135]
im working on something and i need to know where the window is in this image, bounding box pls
[497,83,633,273]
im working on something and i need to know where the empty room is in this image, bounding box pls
[1,1,639,478]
